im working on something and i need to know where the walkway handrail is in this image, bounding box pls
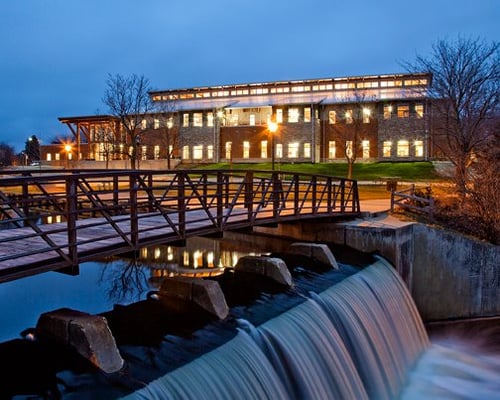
[0,169,360,277]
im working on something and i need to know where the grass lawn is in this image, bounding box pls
[189,161,443,182]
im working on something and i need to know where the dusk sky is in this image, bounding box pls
[0,0,498,151]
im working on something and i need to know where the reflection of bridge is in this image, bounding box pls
[0,169,360,282]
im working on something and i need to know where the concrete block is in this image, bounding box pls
[288,242,339,269]
[235,256,293,286]
[160,277,229,320]
[36,308,124,374]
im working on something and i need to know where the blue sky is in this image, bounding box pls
[0,0,498,151]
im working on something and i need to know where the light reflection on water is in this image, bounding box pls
[0,235,277,343]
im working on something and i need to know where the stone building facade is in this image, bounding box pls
[44,72,434,167]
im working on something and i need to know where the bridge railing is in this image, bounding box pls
[0,169,359,268]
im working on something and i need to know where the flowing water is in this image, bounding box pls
[124,258,500,400]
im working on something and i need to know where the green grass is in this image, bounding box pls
[188,161,442,182]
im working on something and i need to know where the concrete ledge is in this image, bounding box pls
[235,256,293,286]
[288,242,339,269]
[36,308,124,374]
[159,277,229,320]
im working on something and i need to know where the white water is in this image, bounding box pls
[124,257,500,400]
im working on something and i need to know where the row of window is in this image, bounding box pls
[153,78,428,101]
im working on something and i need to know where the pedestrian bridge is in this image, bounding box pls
[0,169,360,282]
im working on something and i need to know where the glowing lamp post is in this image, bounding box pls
[267,120,278,171]
[64,144,72,169]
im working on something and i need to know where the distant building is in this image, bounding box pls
[43,72,433,167]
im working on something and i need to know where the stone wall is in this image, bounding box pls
[254,219,500,322]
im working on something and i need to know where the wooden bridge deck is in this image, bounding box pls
[0,169,360,282]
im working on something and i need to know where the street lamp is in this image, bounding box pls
[267,120,278,171]
[64,144,72,169]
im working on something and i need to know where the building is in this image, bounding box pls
[44,72,432,167]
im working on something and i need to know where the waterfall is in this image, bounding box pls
[123,257,499,400]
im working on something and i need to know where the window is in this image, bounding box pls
[141,145,147,160]
[261,140,268,158]
[288,142,299,158]
[141,119,147,130]
[328,110,337,124]
[193,113,203,127]
[225,142,232,160]
[207,145,214,160]
[243,141,250,159]
[288,108,299,123]
[182,145,189,160]
[397,105,409,118]
[154,145,160,159]
[304,107,311,123]
[276,143,283,159]
[249,114,256,126]
[345,110,353,124]
[167,117,174,129]
[303,142,311,158]
[46,153,52,161]
[55,153,60,161]
[363,108,371,123]
[183,113,189,127]
[362,140,370,159]
[415,104,424,118]
[153,119,159,129]
[383,105,392,119]
[276,109,283,123]
[346,141,353,158]
[383,141,392,158]
[193,145,203,160]
[397,140,409,157]
[207,112,214,127]
[414,140,424,157]
[328,141,336,159]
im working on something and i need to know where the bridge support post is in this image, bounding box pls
[245,171,254,221]
[129,174,139,246]
[178,172,186,238]
[66,176,78,264]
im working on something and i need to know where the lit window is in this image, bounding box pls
[383,141,392,157]
[231,113,239,126]
[141,119,147,129]
[303,143,311,158]
[415,104,424,118]
[414,140,424,157]
[55,153,60,161]
[182,145,189,160]
[249,114,256,126]
[183,113,189,127]
[141,145,147,160]
[243,141,250,158]
[397,106,409,118]
[46,153,52,161]
[207,112,214,127]
[261,140,268,158]
[328,141,336,159]
[288,108,299,123]
[167,117,174,129]
[276,143,283,159]
[363,108,371,123]
[345,110,353,124]
[276,109,283,123]
[362,140,370,159]
[346,141,353,158]
[383,105,392,119]
[397,140,409,157]
[207,145,213,160]
[154,119,160,129]
[329,111,337,124]
[193,145,203,160]
[193,113,203,127]
[225,142,232,159]
[304,107,311,123]
[154,145,160,159]
[288,142,299,158]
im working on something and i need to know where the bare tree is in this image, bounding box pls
[405,36,499,200]
[331,92,375,179]
[102,73,153,169]
[154,97,179,169]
